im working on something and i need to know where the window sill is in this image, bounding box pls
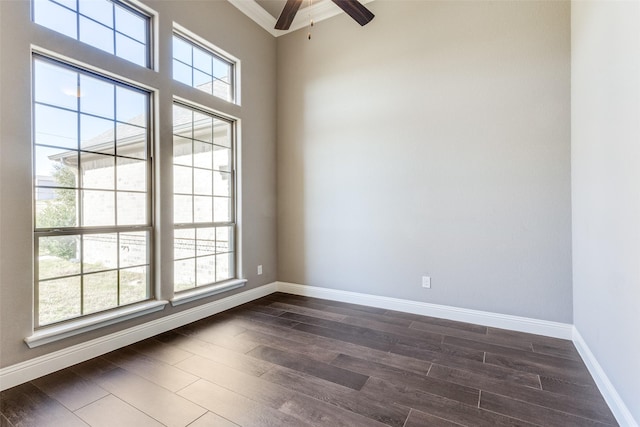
[25,300,168,348]
[171,279,247,307]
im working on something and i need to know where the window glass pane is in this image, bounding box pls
[115,5,146,42]
[81,114,115,153]
[213,171,231,197]
[116,86,146,125]
[174,228,195,260]
[213,58,231,83]
[194,168,212,196]
[213,119,231,148]
[35,146,78,187]
[81,153,115,190]
[120,266,148,305]
[83,271,118,314]
[196,255,215,286]
[80,75,114,119]
[215,253,233,282]
[215,226,231,253]
[39,276,81,326]
[174,194,193,223]
[117,192,146,225]
[173,60,192,87]
[174,258,195,291]
[116,34,146,67]
[116,124,146,159]
[34,0,149,67]
[193,112,213,143]
[193,142,213,169]
[80,17,115,55]
[194,196,213,223]
[213,146,231,172]
[83,233,118,273]
[34,57,151,326]
[173,36,192,65]
[194,70,213,95]
[173,105,193,138]
[117,157,146,192]
[34,60,78,110]
[213,81,232,103]
[214,197,230,222]
[172,34,235,103]
[82,190,115,226]
[38,235,81,280]
[173,136,192,167]
[174,165,192,194]
[193,47,212,74]
[196,228,215,256]
[53,0,77,10]
[79,0,114,27]
[120,231,148,267]
[34,0,78,39]
[35,105,78,149]
[35,189,78,228]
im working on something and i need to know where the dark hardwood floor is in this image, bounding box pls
[0,293,618,426]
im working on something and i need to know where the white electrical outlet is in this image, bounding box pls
[257,265,263,275]
[422,276,431,288]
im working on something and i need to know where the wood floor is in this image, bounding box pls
[1,293,617,427]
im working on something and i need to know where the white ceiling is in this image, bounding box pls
[227,0,375,37]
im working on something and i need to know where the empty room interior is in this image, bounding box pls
[0,0,639,425]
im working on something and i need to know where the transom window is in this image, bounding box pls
[173,103,236,291]
[33,56,152,327]
[172,34,235,102]
[32,0,150,67]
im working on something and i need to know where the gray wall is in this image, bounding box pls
[277,0,573,322]
[0,0,277,367]
[572,0,640,420]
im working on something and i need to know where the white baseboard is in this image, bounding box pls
[276,282,574,339]
[0,282,277,391]
[573,328,639,427]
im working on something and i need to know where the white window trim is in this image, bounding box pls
[170,278,247,306]
[25,300,168,348]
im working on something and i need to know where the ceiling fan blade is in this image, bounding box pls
[330,0,375,26]
[275,0,304,30]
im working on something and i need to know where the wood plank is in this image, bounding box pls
[234,329,340,363]
[74,395,163,427]
[0,383,88,427]
[279,393,391,427]
[262,365,410,427]
[247,345,369,390]
[404,409,465,427]
[411,321,534,351]
[89,367,206,427]
[175,355,294,408]
[484,352,595,385]
[331,354,479,406]
[102,346,199,392]
[390,342,542,388]
[479,391,616,427]
[32,368,109,411]
[293,322,393,351]
[384,309,489,334]
[178,379,313,427]
[361,376,537,427]
[280,312,399,347]
[188,412,239,427]
[428,364,617,425]
[152,332,274,376]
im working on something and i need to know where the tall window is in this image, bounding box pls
[33,0,150,67]
[33,56,151,327]
[172,34,235,103]
[173,103,236,292]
